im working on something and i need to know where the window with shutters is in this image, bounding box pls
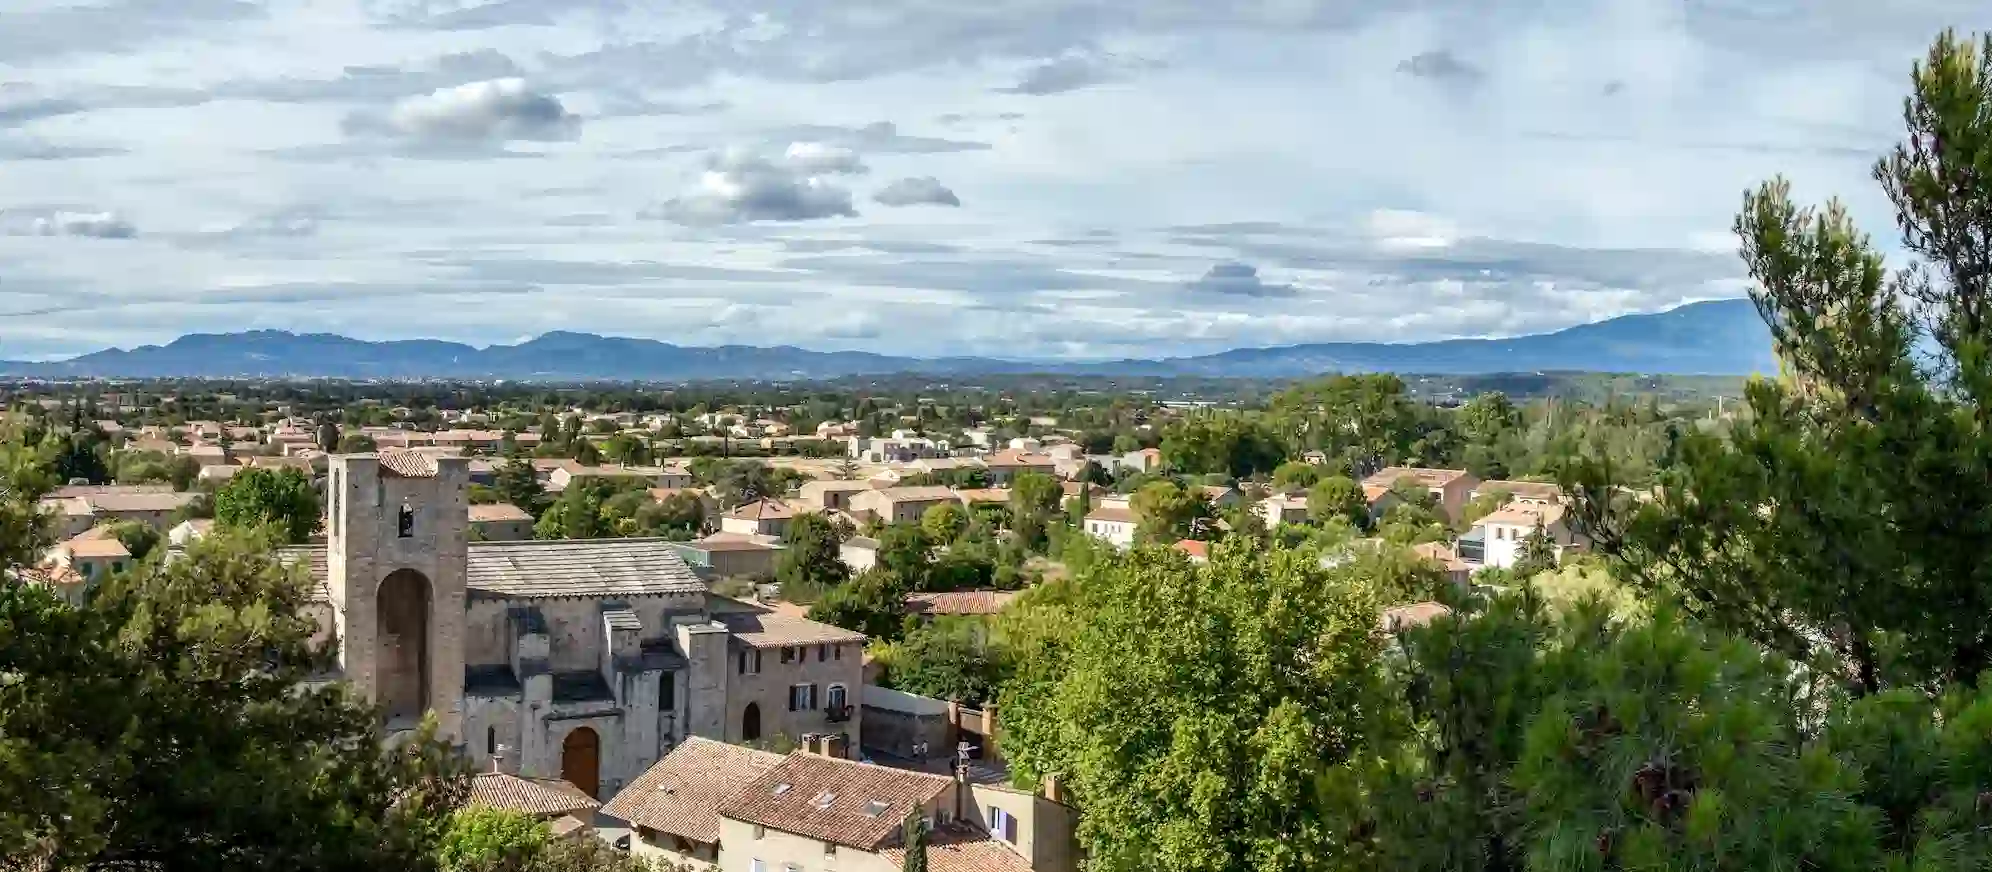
[988,807,1018,843]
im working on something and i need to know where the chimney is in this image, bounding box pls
[822,732,849,759]
[1042,773,1063,805]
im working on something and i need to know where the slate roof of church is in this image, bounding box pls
[278,537,704,600]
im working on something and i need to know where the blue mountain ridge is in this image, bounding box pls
[0,298,1774,380]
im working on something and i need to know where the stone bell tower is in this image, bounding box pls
[326,450,469,740]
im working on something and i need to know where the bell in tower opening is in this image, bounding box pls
[398,501,414,538]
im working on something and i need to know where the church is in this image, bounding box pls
[282,450,865,800]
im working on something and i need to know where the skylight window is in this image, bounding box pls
[811,791,837,809]
[862,800,891,818]
[772,783,792,796]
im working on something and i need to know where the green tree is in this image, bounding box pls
[1306,475,1368,529]
[1008,472,1063,551]
[775,512,850,599]
[316,420,341,450]
[921,502,968,543]
[436,806,547,871]
[874,524,934,588]
[106,519,163,561]
[493,456,546,516]
[808,569,907,641]
[879,618,1005,706]
[1128,480,1208,544]
[1159,416,1283,479]
[900,808,928,872]
[0,529,467,868]
[1510,523,1559,579]
[1567,30,1992,696]
[535,483,613,540]
[1269,374,1418,476]
[1269,460,1323,493]
[634,492,707,540]
[339,432,379,453]
[998,544,1385,872]
[213,466,320,544]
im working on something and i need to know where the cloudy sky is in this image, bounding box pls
[0,0,1983,361]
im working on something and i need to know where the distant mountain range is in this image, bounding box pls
[0,298,1776,381]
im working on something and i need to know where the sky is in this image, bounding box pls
[0,0,1985,362]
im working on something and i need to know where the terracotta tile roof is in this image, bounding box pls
[1479,502,1567,529]
[1173,539,1210,560]
[375,449,440,478]
[1362,466,1472,489]
[1476,480,1564,502]
[983,450,1054,467]
[1084,506,1137,524]
[952,488,1010,504]
[717,753,951,849]
[465,539,705,598]
[870,486,958,503]
[903,590,1018,616]
[1382,601,1452,632]
[879,823,1033,872]
[1411,541,1471,572]
[648,487,709,502]
[725,499,799,521]
[601,738,785,843]
[1362,484,1392,502]
[714,610,867,647]
[274,546,333,602]
[66,491,203,514]
[47,483,174,499]
[686,536,783,553]
[468,503,534,523]
[467,770,601,819]
[62,527,131,559]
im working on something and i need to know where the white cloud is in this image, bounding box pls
[782,142,867,175]
[361,78,581,141]
[874,176,961,207]
[645,148,859,225]
[5,210,138,239]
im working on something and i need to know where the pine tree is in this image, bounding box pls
[900,808,928,872]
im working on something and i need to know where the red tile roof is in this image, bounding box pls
[375,449,440,478]
[879,823,1033,872]
[467,771,601,819]
[1172,539,1210,560]
[903,590,1019,616]
[601,738,785,843]
[717,754,951,849]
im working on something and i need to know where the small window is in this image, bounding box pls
[486,726,496,755]
[397,504,414,538]
[738,651,747,675]
[780,647,793,664]
[827,684,847,710]
[811,791,836,809]
[824,842,836,857]
[989,807,1018,843]
[862,800,891,818]
[772,783,792,797]
[818,644,827,662]
[660,675,675,710]
[783,865,800,872]
[833,644,843,661]
[112,561,124,574]
[754,650,763,673]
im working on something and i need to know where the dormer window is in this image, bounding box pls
[398,503,414,538]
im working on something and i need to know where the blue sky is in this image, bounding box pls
[0,0,1981,361]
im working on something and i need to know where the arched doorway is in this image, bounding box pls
[742,702,762,742]
[561,727,601,798]
[376,569,431,726]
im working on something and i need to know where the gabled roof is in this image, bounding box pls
[278,538,705,599]
[983,449,1054,467]
[468,503,534,523]
[725,499,799,521]
[713,609,867,647]
[904,590,1018,616]
[878,823,1033,872]
[601,738,785,844]
[61,526,130,560]
[468,770,601,819]
[375,449,440,478]
[865,486,958,503]
[1479,502,1567,529]
[1085,506,1137,524]
[1362,466,1473,489]
[1476,480,1564,502]
[718,753,952,850]
[1173,539,1210,560]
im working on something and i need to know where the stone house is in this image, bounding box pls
[1360,467,1481,522]
[722,499,800,538]
[39,487,204,539]
[848,486,958,526]
[673,536,786,579]
[981,450,1055,487]
[798,480,876,513]
[468,503,536,541]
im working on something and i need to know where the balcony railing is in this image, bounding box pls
[825,704,853,723]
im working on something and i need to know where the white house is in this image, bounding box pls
[1459,502,1581,569]
[1082,506,1138,548]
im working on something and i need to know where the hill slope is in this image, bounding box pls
[0,298,1775,380]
